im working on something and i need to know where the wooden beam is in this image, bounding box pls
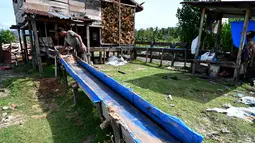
[234,9,251,80]
[192,8,206,75]
[31,20,43,74]
[29,24,36,70]
[103,0,136,8]
[26,17,91,24]
[86,25,91,64]
[22,29,29,64]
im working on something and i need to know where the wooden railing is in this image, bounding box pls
[134,41,190,67]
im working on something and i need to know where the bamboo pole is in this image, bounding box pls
[192,8,206,75]
[234,9,251,80]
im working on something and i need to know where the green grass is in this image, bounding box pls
[96,60,255,143]
[1,61,254,143]
[0,65,111,143]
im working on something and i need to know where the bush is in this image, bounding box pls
[0,29,16,44]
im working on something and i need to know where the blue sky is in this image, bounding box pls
[0,0,183,30]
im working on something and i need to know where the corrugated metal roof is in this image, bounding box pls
[24,9,93,22]
[24,9,56,18]
[48,12,71,19]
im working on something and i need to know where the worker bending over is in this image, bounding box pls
[57,28,88,62]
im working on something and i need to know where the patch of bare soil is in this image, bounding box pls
[30,78,65,120]
[38,78,64,99]
[0,65,26,86]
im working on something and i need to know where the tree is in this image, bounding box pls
[0,29,16,44]
[135,27,180,43]
[176,0,201,43]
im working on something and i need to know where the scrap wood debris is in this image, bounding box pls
[0,115,23,129]
[31,113,47,119]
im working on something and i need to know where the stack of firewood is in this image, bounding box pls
[101,1,135,44]
[121,5,135,44]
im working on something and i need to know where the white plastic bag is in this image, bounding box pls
[191,36,198,54]
[200,52,215,61]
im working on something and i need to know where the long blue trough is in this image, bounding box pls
[59,55,203,143]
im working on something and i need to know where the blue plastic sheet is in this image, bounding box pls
[231,21,255,48]
[77,58,204,143]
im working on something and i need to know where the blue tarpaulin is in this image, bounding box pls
[231,21,255,48]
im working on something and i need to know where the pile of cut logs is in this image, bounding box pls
[101,1,135,44]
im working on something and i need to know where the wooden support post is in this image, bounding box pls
[103,48,106,64]
[31,20,43,74]
[75,24,78,33]
[99,51,102,64]
[171,53,176,67]
[160,49,164,67]
[121,47,123,57]
[29,24,36,70]
[62,67,68,90]
[72,82,79,105]
[134,48,137,60]
[111,120,122,143]
[149,50,153,63]
[234,9,251,80]
[54,56,58,77]
[117,51,120,57]
[55,24,59,45]
[214,19,222,51]
[145,48,149,63]
[91,52,95,63]
[17,28,25,63]
[86,25,91,64]
[21,29,29,64]
[184,48,187,67]
[192,8,206,75]
[44,22,49,56]
[106,51,110,59]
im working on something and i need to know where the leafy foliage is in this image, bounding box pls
[221,22,232,51]
[176,0,201,43]
[135,27,180,43]
[0,29,16,44]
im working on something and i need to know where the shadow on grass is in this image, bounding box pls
[36,76,111,143]
[126,71,237,103]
